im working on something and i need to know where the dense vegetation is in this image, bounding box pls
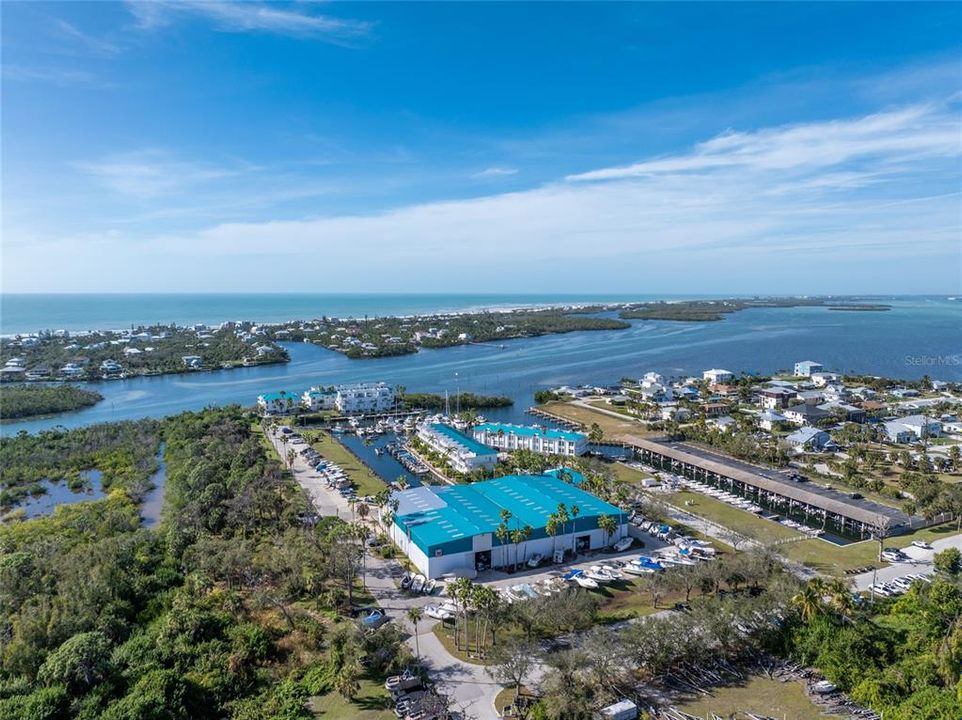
[0,384,103,420]
[0,325,287,381]
[267,310,630,359]
[0,406,405,720]
[400,392,513,410]
[619,298,892,322]
[0,420,161,509]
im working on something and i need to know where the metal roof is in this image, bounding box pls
[393,471,625,553]
[474,422,586,442]
[618,434,914,527]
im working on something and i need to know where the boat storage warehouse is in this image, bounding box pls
[388,470,628,579]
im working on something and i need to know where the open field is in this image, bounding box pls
[309,678,394,719]
[538,401,650,438]
[305,430,387,496]
[675,675,843,719]
[611,462,655,485]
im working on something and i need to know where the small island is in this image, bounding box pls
[619,297,893,322]
[400,391,513,410]
[0,383,104,420]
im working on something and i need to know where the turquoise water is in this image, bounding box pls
[3,297,959,436]
[2,292,686,334]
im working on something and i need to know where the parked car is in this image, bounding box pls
[911,540,933,550]
[527,553,544,568]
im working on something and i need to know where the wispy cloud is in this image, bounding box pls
[566,104,958,181]
[75,150,244,200]
[472,166,519,179]
[1,64,110,88]
[55,19,122,57]
[126,1,371,42]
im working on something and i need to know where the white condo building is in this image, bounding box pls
[472,422,588,456]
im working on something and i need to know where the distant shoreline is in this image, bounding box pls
[0,292,934,337]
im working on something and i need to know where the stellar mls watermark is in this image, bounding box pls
[904,354,961,367]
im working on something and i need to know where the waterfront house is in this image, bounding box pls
[181,355,203,369]
[100,359,123,378]
[334,382,395,414]
[794,360,823,377]
[810,372,839,387]
[473,422,588,456]
[257,391,300,415]
[703,368,733,384]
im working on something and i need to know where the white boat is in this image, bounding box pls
[584,568,612,584]
[599,564,624,579]
[574,575,599,589]
[400,572,413,590]
[411,575,426,593]
[423,579,437,595]
[622,563,652,576]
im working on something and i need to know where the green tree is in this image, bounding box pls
[37,631,111,692]
[933,547,961,577]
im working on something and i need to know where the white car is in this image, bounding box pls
[527,553,544,568]
[423,604,453,621]
[910,540,933,550]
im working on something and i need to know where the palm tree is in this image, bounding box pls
[792,578,827,621]
[598,513,618,547]
[286,448,296,468]
[510,526,525,570]
[569,505,580,555]
[556,503,570,556]
[449,577,474,652]
[546,514,559,557]
[407,606,423,662]
[496,509,512,569]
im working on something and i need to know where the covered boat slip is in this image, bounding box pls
[618,434,934,539]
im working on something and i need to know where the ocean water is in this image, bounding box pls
[1,292,690,335]
[3,297,959,436]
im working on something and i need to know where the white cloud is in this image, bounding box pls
[5,102,960,293]
[75,150,242,200]
[472,166,519,179]
[56,19,122,57]
[2,64,109,88]
[126,1,371,42]
[566,104,959,181]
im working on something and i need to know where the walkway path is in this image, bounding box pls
[265,425,503,718]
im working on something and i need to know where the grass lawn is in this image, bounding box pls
[304,430,386,497]
[611,462,655,485]
[309,678,394,719]
[593,577,679,622]
[538,401,650,439]
[779,522,959,575]
[676,675,843,720]
[431,619,501,665]
[664,490,802,545]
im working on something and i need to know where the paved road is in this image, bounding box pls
[852,530,962,591]
[266,427,503,718]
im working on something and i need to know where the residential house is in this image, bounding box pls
[708,416,737,433]
[758,386,795,409]
[258,391,300,415]
[883,415,942,443]
[758,409,788,431]
[181,355,203,369]
[785,427,836,452]
[794,360,823,377]
[784,403,832,426]
[703,368,733,384]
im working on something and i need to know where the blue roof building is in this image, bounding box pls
[389,471,628,578]
[473,421,588,456]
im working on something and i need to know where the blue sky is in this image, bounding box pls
[2,1,960,294]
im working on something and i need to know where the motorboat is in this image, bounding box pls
[400,572,413,590]
[612,536,633,552]
[812,680,837,695]
[411,575,426,594]
[622,562,653,576]
[423,578,437,595]
[583,567,612,584]
[563,569,598,589]
[599,564,624,579]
